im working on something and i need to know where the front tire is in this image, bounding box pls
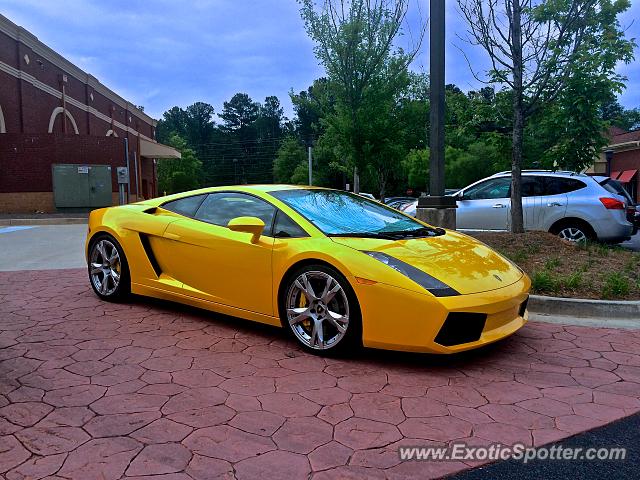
[88,234,130,302]
[280,264,361,356]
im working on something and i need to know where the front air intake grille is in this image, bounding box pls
[519,297,529,317]
[434,312,487,347]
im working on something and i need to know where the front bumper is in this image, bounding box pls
[354,275,530,354]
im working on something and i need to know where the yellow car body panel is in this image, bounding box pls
[86,185,530,354]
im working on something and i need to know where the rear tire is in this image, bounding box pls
[550,220,595,244]
[88,233,131,302]
[279,264,362,356]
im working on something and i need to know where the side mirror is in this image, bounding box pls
[457,191,465,200]
[227,216,265,244]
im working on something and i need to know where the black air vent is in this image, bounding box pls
[434,312,487,347]
[139,234,162,277]
[519,297,529,317]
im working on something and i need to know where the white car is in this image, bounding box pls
[402,171,634,243]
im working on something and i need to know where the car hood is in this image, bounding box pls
[331,230,523,295]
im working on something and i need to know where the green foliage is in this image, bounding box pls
[531,270,556,294]
[544,257,561,270]
[402,149,429,189]
[602,272,631,298]
[157,134,203,195]
[274,137,307,183]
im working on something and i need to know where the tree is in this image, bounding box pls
[402,148,429,188]
[601,95,640,130]
[219,93,261,134]
[257,96,285,139]
[298,0,423,193]
[458,0,635,233]
[156,107,188,144]
[157,134,203,194]
[274,137,307,183]
[185,102,216,147]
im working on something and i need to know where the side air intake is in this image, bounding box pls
[139,234,162,277]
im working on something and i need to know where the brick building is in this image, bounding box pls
[0,14,179,213]
[590,127,639,203]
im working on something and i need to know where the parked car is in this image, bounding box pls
[86,186,529,355]
[358,192,376,201]
[384,196,415,210]
[593,176,639,235]
[402,171,634,243]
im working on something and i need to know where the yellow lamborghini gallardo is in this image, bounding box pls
[86,185,530,355]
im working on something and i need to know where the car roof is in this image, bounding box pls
[135,184,338,207]
[490,170,588,178]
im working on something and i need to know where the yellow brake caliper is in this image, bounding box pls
[299,293,311,330]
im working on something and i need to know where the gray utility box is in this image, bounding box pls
[52,164,113,208]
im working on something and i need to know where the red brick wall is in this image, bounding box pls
[0,134,126,193]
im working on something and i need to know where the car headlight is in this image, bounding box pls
[362,251,459,297]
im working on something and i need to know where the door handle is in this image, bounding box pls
[547,202,563,207]
[492,204,506,208]
[165,232,181,241]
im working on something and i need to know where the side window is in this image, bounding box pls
[273,211,308,238]
[162,194,206,217]
[463,178,511,200]
[521,176,545,197]
[544,178,586,196]
[195,192,277,234]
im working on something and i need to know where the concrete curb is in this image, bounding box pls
[0,218,87,226]
[529,294,640,320]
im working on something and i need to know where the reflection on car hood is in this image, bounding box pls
[331,230,523,295]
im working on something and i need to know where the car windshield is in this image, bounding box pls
[270,189,440,237]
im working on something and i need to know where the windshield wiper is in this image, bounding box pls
[379,226,446,238]
[328,227,445,240]
[328,232,404,240]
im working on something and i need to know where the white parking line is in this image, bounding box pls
[0,226,37,234]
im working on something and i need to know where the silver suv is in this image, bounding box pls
[402,171,635,243]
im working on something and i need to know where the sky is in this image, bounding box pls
[1,0,638,121]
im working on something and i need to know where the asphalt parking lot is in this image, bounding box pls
[1,225,639,478]
[0,225,87,271]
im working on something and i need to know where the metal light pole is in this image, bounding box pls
[605,149,614,178]
[430,0,445,197]
[416,0,457,228]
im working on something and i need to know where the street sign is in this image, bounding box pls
[116,167,129,184]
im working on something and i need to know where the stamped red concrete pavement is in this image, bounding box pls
[1,269,640,479]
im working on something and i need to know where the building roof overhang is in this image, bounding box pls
[140,139,181,159]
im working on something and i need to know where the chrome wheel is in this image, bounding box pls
[558,227,587,243]
[90,239,122,296]
[286,271,350,350]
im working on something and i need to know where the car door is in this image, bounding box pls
[536,177,570,230]
[457,177,511,230]
[161,192,277,316]
[521,176,545,230]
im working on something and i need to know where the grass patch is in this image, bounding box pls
[472,231,640,300]
[602,273,631,298]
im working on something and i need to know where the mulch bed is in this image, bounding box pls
[471,231,640,300]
